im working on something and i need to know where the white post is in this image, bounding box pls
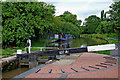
[17,50,22,54]
[27,39,31,53]
[40,48,43,51]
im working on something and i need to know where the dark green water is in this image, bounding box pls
[2,37,105,79]
[70,37,103,48]
[2,67,29,79]
[49,37,106,48]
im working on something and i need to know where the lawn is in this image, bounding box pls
[81,33,118,55]
[1,39,57,59]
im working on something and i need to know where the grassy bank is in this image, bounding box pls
[1,33,118,58]
[81,33,118,55]
[1,39,57,59]
[81,33,118,44]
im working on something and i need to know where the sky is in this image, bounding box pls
[38,0,114,21]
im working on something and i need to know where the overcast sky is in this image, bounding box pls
[39,0,114,21]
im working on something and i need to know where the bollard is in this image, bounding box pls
[16,50,22,68]
[40,48,43,51]
[17,50,22,54]
[29,54,38,68]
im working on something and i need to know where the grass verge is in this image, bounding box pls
[1,39,57,59]
[81,33,118,55]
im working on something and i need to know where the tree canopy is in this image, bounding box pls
[108,1,120,34]
[59,11,82,27]
[2,2,55,47]
[83,15,101,34]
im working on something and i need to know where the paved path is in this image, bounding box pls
[22,53,119,80]
[108,37,120,43]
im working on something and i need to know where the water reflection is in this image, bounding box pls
[49,40,73,49]
[48,37,102,49]
[2,67,29,79]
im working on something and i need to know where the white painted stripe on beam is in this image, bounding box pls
[88,44,116,52]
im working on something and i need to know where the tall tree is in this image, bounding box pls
[84,15,101,34]
[108,1,120,38]
[59,11,82,27]
[101,10,104,21]
[101,10,107,21]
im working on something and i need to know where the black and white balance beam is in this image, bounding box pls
[18,44,116,56]
[60,44,116,54]
[87,44,116,52]
[37,44,116,56]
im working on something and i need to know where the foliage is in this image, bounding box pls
[101,10,107,21]
[81,33,118,44]
[83,15,101,34]
[55,11,82,38]
[95,21,117,33]
[59,11,82,27]
[109,1,120,21]
[108,1,120,38]
[2,2,55,48]
[57,21,80,38]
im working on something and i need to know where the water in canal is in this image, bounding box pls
[2,67,29,79]
[2,37,105,79]
[48,37,105,48]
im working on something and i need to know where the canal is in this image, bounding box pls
[2,67,29,79]
[48,37,106,48]
[2,37,106,79]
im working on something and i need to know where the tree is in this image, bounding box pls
[108,1,120,38]
[101,10,107,21]
[84,15,101,34]
[52,11,82,38]
[101,10,104,21]
[95,21,116,34]
[63,11,72,14]
[59,11,82,27]
[2,2,55,48]
[56,21,80,38]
